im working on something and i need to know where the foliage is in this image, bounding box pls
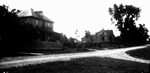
[84,30,94,43]
[85,30,91,38]
[68,37,76,43]
[109,4,149,44]
[0,5,21,41]
[60,34,69,43]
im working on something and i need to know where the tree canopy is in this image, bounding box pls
[109,4,149,44]
[0,5,22,41]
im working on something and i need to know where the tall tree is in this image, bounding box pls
[0,5,21,41]
[84,30,94,43]
[109,4,149,44]
[85,30,91,39]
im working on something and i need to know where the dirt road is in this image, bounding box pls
[0,45,150,69]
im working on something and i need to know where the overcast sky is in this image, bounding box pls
[1,0,150,40]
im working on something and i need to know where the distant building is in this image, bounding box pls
[18,8,54,31]
[95,29,115,42]
[82,29,115,43]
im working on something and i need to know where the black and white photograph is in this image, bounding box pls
[0,0,150,73]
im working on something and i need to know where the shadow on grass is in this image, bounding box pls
[126,46,150,60]
[0,57,149,73]
[0,48,90,59]
[0,50,37,58]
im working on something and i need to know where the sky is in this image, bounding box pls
[1,0,150,40]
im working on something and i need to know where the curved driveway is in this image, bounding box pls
[0,45,150,69]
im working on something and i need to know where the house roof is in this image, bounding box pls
[95,29,115,38]
[18,8,54,23]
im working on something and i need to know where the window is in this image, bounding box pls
[48,23,52,27]
[36,20,38,25]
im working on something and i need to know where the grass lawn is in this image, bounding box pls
[126,46,150,60]
[0,57,149,73]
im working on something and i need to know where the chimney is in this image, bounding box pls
[35,11,43,15]
[31,8,35,16]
